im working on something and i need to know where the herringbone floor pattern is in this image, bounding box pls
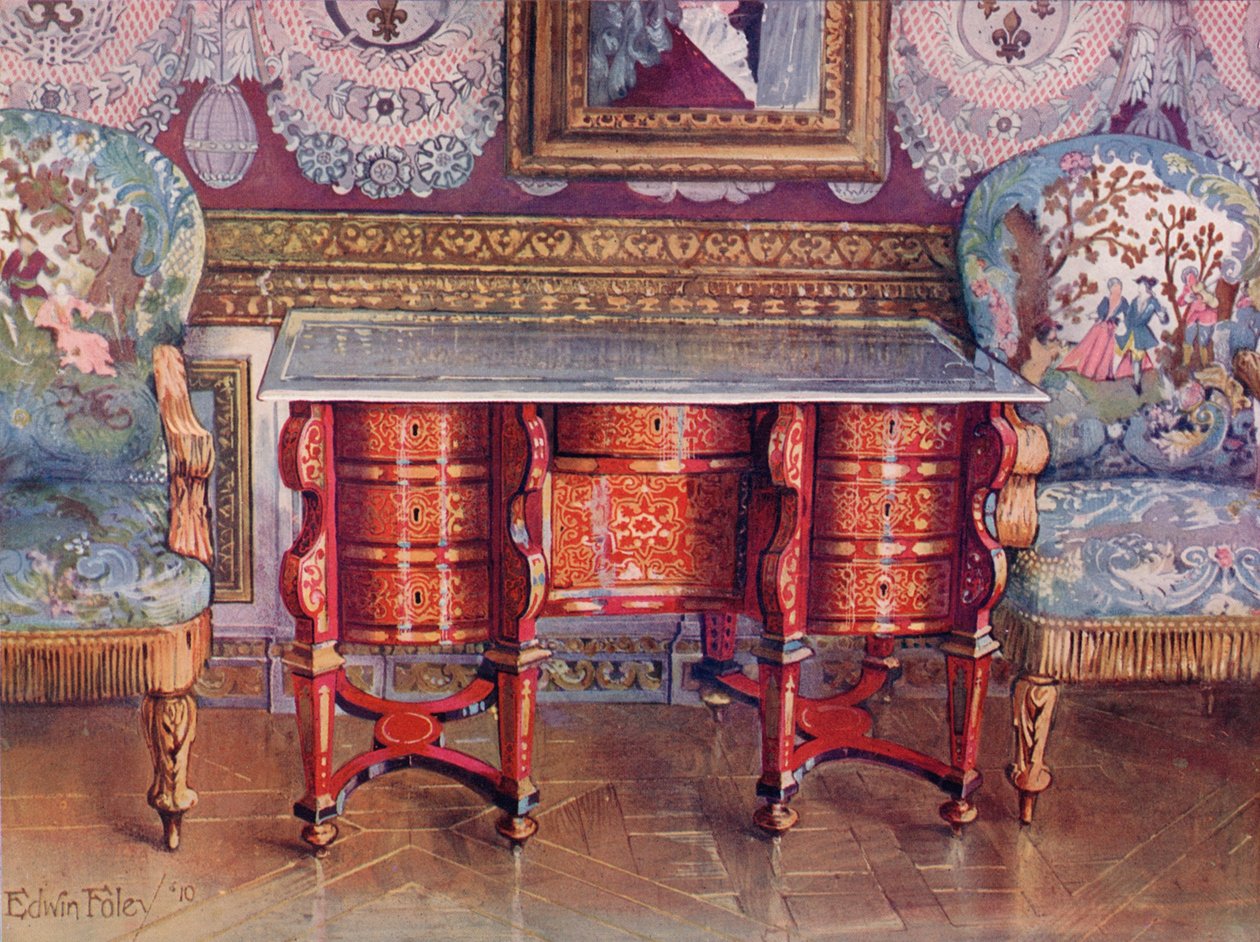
[2,686,1257,941]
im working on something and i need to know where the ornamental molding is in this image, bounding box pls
[196,212,961,328]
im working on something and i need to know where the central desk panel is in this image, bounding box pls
[548,404,754,615]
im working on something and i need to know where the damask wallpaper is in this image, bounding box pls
[1,0,1256,219]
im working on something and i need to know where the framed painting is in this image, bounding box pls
[506,0,890,181]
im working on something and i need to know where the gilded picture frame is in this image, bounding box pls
[506,0,890,181]
[188,357,254,603]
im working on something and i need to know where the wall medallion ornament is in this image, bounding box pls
[256,0,504,198]
[180,0,266,189]
[626,180,774,205]
[889,0,1126,201]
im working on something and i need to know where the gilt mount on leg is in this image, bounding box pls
[301,823,339,857]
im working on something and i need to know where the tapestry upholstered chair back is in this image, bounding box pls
[959,134,1260,824]
[0,108,213,850]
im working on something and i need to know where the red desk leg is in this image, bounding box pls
[281,402,552,854]
[278,402,343,854]
[697,611,740,709]
[700,402,1023,836]
[938,403,1017,832]
[486,403,552,844]
[751,403,816,833]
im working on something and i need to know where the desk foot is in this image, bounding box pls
[754,800,799,834]
[712,643,981,835]
[699,613,742,718]
[696,661,758,724]
[699,685,732,710]
[940,798,978,835]
[302,822,339,857]
[496,814,539,846]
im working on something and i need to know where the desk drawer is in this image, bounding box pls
[809,404,964,636]
[334,403,492,645]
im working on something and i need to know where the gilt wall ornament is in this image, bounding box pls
[257,0,504,198]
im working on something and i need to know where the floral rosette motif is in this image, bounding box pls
[889,0,1127,201]
[257,0,504,198]
[0,0,185,140]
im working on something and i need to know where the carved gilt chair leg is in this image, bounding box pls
[141,690,198,851]
[1201,684,1217,718]
[1007,673,1058,826]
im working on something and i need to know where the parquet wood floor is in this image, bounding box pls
[2,686,1257,941]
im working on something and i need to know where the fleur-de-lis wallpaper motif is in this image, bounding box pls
[979,2,1057,25]
[366,0,406,43]
[14,0,83,35]
[991,8,1032,62]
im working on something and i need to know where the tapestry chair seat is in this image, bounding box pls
[0,109,212,850]
[959,135,1260,823]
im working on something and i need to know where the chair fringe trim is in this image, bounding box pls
[994,606,1260,684]
[1,611,211,703]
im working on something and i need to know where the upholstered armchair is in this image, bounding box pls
[959,135,1260,824]
[0,110,212,849]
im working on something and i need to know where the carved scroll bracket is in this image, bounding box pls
[279,403,338,647]
[994,404,1050,549]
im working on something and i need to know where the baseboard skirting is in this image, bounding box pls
[195,618,1015,712]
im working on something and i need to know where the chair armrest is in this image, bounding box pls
[994,404,1049,549]
[154,344,215,567]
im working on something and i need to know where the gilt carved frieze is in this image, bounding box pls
[195,212,960,328]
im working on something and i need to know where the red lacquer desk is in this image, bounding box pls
[260,310,1047,853]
